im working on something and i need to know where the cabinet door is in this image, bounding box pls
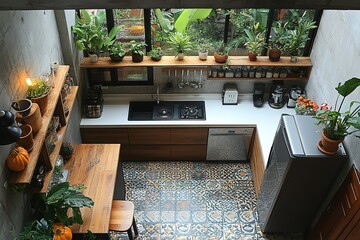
[80,128,129,144]
[171,145,207,160]
[250,130,264,196]
[128,128,170,145]
[171,128,208,144]
[80,128,130,159]
[130,145,171,160]
[309,166,360,240]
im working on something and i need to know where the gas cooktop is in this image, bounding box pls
[128,101,206,121]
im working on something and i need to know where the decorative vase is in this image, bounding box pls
[30,90,50,116]
[198,50,208,61]
[214,52,228,63]
[269,48,281,62]
[317,130,343,155]
[248,52,257,61]
[89,53,98,63]
[17,124,34,152]
[132,52,144,63]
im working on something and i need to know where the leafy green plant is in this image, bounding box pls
[60,141,74,157]
[108,42,127,57]
[314,77,360,140]
[268,20,288,50]
[31,182,94,226]
[198,42,211,53]
[214,42,229,56]
[129,40,147,56]
[174,9,212,33]
[167,32,193,57]
[17,218,53,240]
[148,47,163,60]
[72,10,121,54]
[243,22,266,54]
[284,18,316,56]
[26,78,49,98]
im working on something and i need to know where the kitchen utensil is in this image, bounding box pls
[253,83,265,107]
[190,70,199,88]
[166,70,173,89]
[185,70,190,86]
[178,70,184,88]
[287,86,303,108]
[198,70,203,88]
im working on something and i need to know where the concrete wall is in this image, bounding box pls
[0,10,79,238]
[307,10,360,169]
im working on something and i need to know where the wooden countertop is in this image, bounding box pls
[64,144,121,234]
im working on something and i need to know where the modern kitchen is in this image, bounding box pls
[0,1,360,240]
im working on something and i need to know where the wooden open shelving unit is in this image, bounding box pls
[9,65,78,192]
[80,56,312,81]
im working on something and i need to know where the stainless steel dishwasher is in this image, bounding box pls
[206,128,254,161]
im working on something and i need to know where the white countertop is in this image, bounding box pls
[80,94,295,166]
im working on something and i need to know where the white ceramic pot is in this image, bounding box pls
[177,53,184,60]
[89,53,98,63]
[198,50,208,61]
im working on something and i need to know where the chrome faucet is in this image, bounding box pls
[156,86,160,104]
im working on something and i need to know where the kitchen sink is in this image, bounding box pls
[128,101,206,121]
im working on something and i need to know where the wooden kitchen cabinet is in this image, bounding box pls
[80,127,208,160]
[250,129,264,197]
[80,128,130,159]
[309,166,360,240]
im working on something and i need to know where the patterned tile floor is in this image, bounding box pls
[112,161,302,240]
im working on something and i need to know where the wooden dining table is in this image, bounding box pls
[64,144,121,235]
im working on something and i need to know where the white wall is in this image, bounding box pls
[307,10,360,169]
[0,10,75,238]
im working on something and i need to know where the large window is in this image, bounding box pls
[80,8,320,86]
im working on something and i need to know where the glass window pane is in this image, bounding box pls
[113,9,145,43]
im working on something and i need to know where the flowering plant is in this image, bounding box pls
[295,96,318,115]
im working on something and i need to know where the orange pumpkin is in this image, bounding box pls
[7,147,29,171]
[52,223,73,240]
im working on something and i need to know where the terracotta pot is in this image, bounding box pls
[132,52,144,63]
[31,90,50,116]
[12,99,32,117]
[317,130,343,155]
[17,124,34,152]
[269,48,281,62]
[248,52,257,61]
[214,52,228,63]
[23,103,42,135]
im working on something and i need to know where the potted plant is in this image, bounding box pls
[148,47,163,61]
[19,181,94,239]
[129,40,147,63]
[268,21,288,62]
[213,42,229,63]
[60,140,74,161]
[26,78,50,116]
[314,77,360,154]
[72,10,121,63]
[167,31,192,60]
[244,22,266,62]
[198,43,210,61]
[284,18,317,62]
[108,42,127,62]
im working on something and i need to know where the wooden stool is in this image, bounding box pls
[109,200,139,240]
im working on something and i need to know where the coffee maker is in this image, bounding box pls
[287,85,304,108]
[269,81,285,109]
[253,83,265,107]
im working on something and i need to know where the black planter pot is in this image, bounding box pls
[132,52,144,63]
[110,54,125,62]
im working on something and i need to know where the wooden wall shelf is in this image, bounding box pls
[80,56,312,68]
[9,66,78,190]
